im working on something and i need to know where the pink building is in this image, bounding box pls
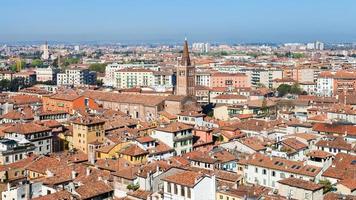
[211,72,250,88]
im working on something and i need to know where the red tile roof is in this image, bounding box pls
[4,123,51,135]
[278,177,323,191]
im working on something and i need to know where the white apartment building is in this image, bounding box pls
[240,153,322,190]
[57,68,96,86]
[114,68,173,89]
[316,72,334,96]
[153,70,174,88]
[3,123,53,155]
[162,169,216,200]
[35,66,59,83]
[244,68,283,88]
[195,71,211,87]
[151,122,193,156]
[114,68,154,89]
[0,138,35,165]
[104,63,159,87]
[192,42,210,53]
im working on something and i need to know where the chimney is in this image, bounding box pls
[86,167,91,176]
[71,170,77,179]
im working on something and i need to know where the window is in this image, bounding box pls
[262,169,267,175]
[219,195,223,199]
[174,184,178,194]
[167,183,171,193]
[181,186,185,197]
[272,171,276,177]
[255,167,258,173]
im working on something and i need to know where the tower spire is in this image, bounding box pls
[181,38,191,66]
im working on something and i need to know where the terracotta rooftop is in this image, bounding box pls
[322,153,356,180]
[315,137,353,151]
[120,144,148,157]
[243,153,321,177]
[4,123,51,135]
[307,150,333,159]
[75,180,113,199]
[81,90,166,107]
[32,190,72,200]
[72,116,105,126]
[155,122,193,133]
[313,123,356,136]
[162,170,204,187]
[278,177,323,191]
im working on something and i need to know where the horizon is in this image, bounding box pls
[1,0,356,44]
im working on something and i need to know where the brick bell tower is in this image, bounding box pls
[176,38,195,96]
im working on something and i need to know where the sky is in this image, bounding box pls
[1,0,356,44]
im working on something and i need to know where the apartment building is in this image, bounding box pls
[35,66,59,83]
[243,68,283,88]
[195,70,211,87]
[104,63,160,87]
[211,72,249,88]
[152,122,193,156]
[162,169,216,200]
[57,68,96,86]
[316,71,334,96]
[0,138,35,165]
[240,153,322,190]
[72,117,105,154]
[4,123,53,155]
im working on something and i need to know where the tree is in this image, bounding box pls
[290,83,302,95]
[31,59,44,68]
[319,180,334,194]
[261,98,268,115]
[277,84,291,97]
[0,79,10,91]
[89,63,106,73]
[127,183,140,191]
[62,57,80,67]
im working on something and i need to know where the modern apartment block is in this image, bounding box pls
[57,68,96,86]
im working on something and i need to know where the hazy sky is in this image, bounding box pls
[1,0,356,43]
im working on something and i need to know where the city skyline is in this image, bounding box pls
[1,0,356,43]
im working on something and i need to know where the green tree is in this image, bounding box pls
[0,79,10,91]
[127,183,140,191]
[62,57,80,67]
[277,84,291,97]
[89,63,106,73]
[31,59,44,68]
[319,180,334,194]
[290,83,302,95]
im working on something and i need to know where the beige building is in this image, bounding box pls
[277,178,323,200]
[72,117,105,154]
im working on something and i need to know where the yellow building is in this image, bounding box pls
[96,142,130,159]
[119,144,148,164]
[72,117,105,154]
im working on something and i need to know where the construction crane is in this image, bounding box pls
[9,57,22,72]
